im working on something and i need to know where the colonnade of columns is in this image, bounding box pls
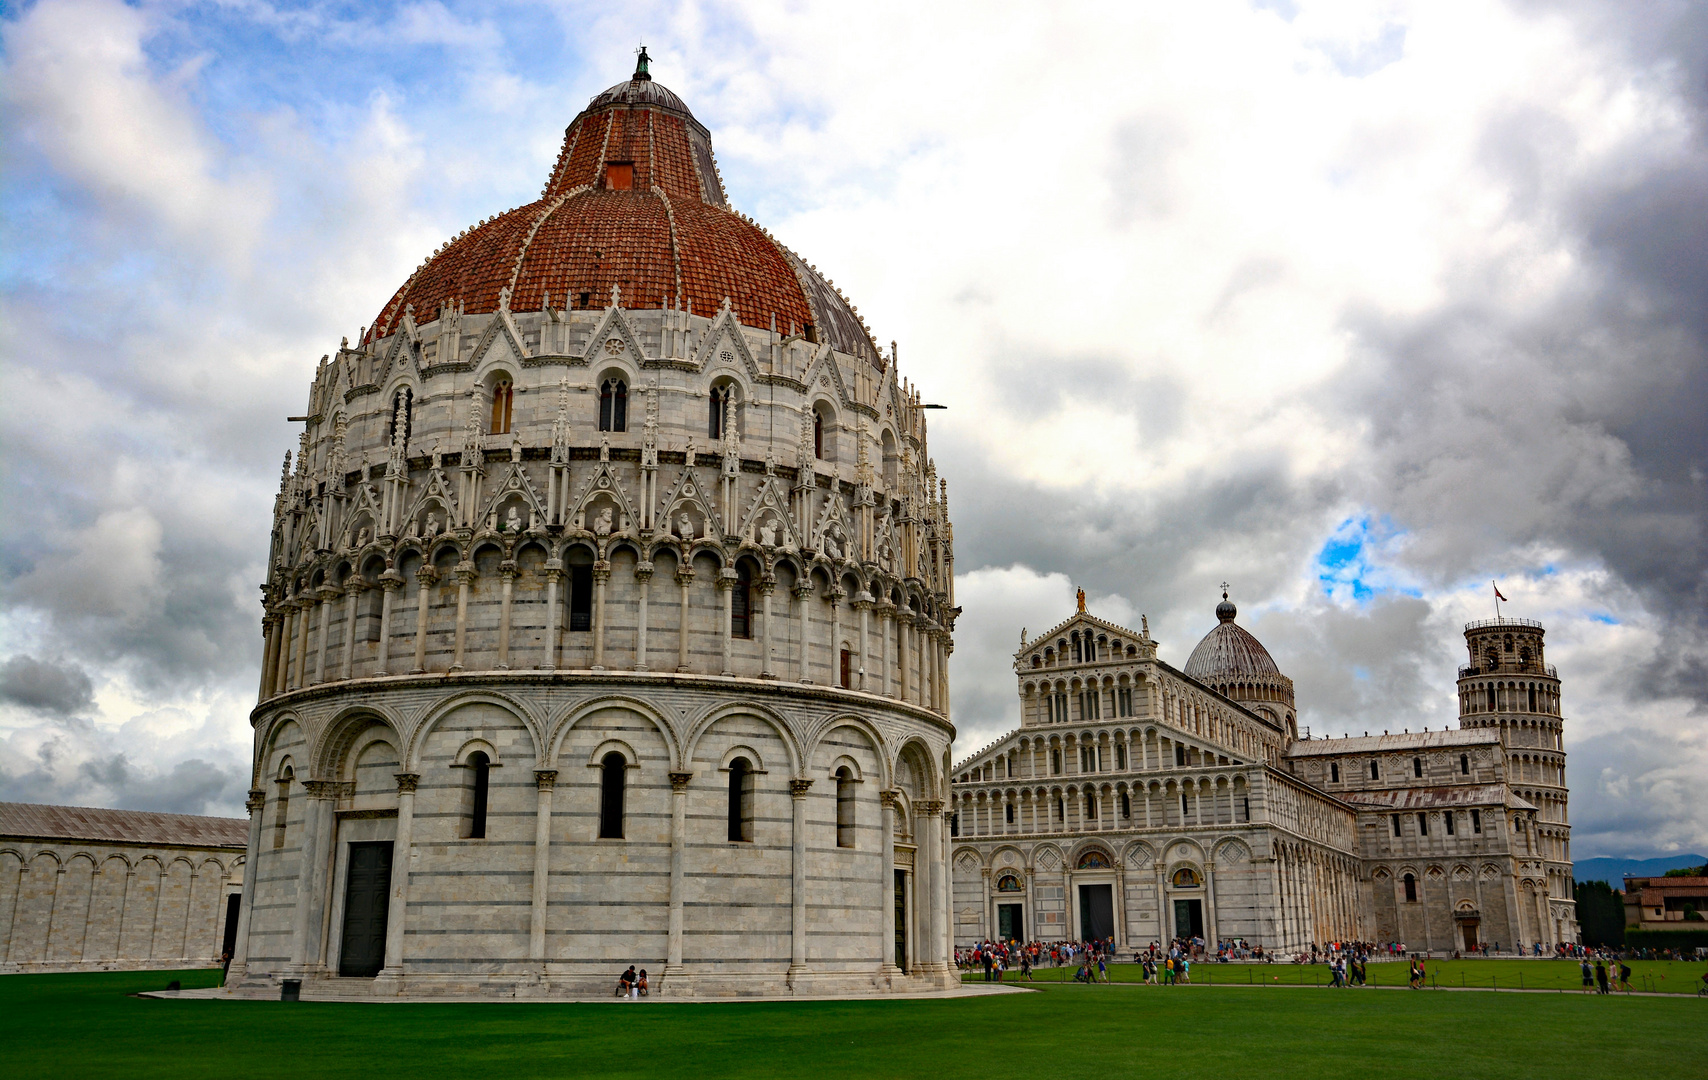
[259,559,951,718]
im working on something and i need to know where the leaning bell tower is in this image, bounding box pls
[1456,617,1577,944]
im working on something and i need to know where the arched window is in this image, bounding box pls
[813,409,825,458]
[599,378,628,432]
[387,388,413,447]
[1403,873,1417,902]
[1369,759,1380,780]
[727,757,753,842]
[1120,792,1131,818]
[1050,748,1062,775]
[1413,756,1423,778]
[1005,802,1015,824]
[1519,647,1532,670]
[732,562,753,639]
[1486,684,1497,710]
[1330,762,1341,783]
[465,751,491,839]
[835,767,856,848]
[490,379,514,435]
[1085,793,1097,819]
[272,766,293,850]
[1460,754,1470,775]
[709,384,735,440]
[599,752,626,839]
[1527,684,1537,711]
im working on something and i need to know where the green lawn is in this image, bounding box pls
[970,957,1708,994]
[1,967,1700,1080]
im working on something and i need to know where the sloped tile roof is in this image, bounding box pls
[0,801,248,848]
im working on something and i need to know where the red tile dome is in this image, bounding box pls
[367,52,880,364]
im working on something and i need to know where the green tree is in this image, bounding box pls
[1573,880,1625,947]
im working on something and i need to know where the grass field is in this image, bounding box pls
[2,967,1701,1079]
[967,957,1708,994]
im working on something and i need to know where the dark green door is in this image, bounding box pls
[998,903,1023,942]
[894,869,908,969]
[1172,897,1204,940]
[338,841,393,977]
[1078,884,1114,941]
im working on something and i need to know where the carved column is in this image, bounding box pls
[450,562,474,671]
[854,594,872,691]
[793,582,813,682]
[291,597,312,690]
[412,567,436,674]
[313,585,338,685]
[542,562,562,670]
[375,571,401,676]
[1024,867,1037,947]
[379,773,419,982]
[666,771,692,981]
[289,780,339,974]
[789,778,813,980]
[496,562,516,669]
[877,603,894,698]
[591,563,610,671]
[529,770,557,966]
[274,605,294,695]
[921,799,946,975]
[340,580,364,680]
[634,562,653,671]
[880,790,900,976]
[676,563,694,673]
[227,787,266,977]
[716,569,736,677]
[758,577,777,679]
[258,613,278,700]
[828,586,846,687]
[897,610,912,704]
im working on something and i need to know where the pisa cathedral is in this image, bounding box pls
[949,595,1578,955]
[222,54,959,998]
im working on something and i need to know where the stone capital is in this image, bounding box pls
[303,779,346,800]
[634,561,655,582]
[879,789,901,810]
[454,562,477,583]
[920,799,945,817]
[534,769,559,791]
[246,788,267,814]
[395,772,420,794]
[789,778,814,799]
[669,770,695,793]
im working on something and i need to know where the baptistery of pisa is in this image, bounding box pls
[226,54,959,998]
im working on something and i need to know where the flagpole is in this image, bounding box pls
[1492,580,1501,620]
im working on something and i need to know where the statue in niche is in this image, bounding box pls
[504,506,522,533]
[758,518,778,548]
[821,525,842,562]
[423,514,441,540]
[592,506,614,537]
[355,526,371,548]
[676,512,697,540]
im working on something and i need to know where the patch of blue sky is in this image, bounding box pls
[1588,612,1619,625]
[1314,513,1418,605]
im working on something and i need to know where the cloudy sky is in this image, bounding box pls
[2,0,1704,858]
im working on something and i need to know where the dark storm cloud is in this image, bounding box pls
[0,655,95,716]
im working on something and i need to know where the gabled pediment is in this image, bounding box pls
[689,303,763,381]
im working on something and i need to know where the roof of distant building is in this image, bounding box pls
[1339,785,1535,812]
[1286,728,1498,756]
[0,801,248,849]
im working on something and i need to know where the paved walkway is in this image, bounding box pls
[141,981,1031,1005]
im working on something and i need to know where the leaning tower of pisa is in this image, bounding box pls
[1456,617,1578,945]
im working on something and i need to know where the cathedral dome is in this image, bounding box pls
[1184,595,1281,682]
[365,50,880,363]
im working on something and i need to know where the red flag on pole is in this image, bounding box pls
[1493,581,1508,602]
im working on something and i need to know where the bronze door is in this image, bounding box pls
[338,841,393,977]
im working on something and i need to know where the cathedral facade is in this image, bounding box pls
[227,54,958,999]
[949,596,1577,954]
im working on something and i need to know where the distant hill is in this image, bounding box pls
[1575,853,1707,887]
